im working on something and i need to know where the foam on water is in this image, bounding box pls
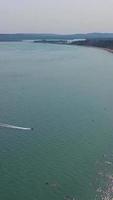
[95,154,113,200]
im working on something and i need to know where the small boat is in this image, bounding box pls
[0,123,33,131]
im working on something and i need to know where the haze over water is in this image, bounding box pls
[0,42,113,200]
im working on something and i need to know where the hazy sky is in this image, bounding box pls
[0,0,113,33]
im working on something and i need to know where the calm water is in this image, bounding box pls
[0,42,113,200]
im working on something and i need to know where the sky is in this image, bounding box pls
[0,0,113,34]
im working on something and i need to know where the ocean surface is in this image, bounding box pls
[0,42,113,200]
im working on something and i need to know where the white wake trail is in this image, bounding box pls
[0,123,33,131]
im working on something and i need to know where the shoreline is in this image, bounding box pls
[103,48,113,54]
[33,40,113,54]
[79,45,113,54]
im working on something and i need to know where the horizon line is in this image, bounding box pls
[0,32,113,35]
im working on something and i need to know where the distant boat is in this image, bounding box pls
[0,123,33,131]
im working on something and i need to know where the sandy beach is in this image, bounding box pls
[104,48,113,54]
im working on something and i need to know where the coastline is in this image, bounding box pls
[78,45,113,54]
[33,40,113,54]
[103,48,113,54]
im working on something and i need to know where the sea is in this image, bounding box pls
[0,42,113,200]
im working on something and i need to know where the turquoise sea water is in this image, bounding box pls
[0,42,113,200]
